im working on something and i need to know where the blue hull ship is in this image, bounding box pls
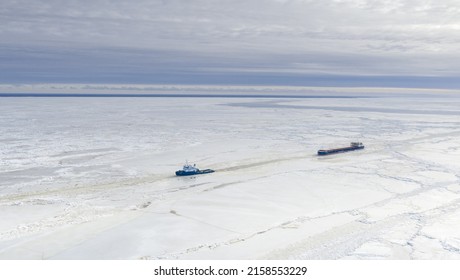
[175,162,215,176]
[318,142,364,156]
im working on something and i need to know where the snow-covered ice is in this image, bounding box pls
[1,90,460,259]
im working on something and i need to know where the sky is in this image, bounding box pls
[2,0,460,88]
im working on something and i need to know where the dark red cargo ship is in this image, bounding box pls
[317,142,364,156]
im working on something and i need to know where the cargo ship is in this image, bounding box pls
[175,161,215,176]
[317,142,364,156]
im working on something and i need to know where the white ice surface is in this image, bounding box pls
[1,92,460,259]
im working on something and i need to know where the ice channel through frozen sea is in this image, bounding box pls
[1,91,460,259]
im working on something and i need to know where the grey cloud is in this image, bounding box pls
[1,0,460,86]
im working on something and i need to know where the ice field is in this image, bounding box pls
[1,89,460,259]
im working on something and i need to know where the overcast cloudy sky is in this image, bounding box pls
[2,0,460,88]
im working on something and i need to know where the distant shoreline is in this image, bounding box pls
[0,93,366,98]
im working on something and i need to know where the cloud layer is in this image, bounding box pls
[2,0,460,87]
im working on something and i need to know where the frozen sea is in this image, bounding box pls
[1,90,460,259]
